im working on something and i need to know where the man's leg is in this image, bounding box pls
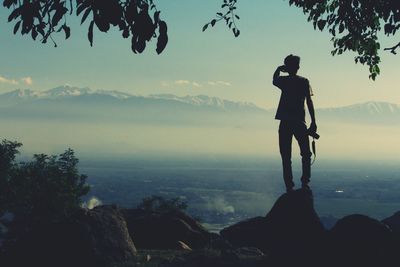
[293,122,312,187]
[279,121,294,191]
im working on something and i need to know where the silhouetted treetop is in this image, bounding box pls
[3,0,168,54]
[0,140,90,221]
[287,0,400,80]
[208,0,399,80]
[3,1,400,79]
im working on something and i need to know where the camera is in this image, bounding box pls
[307,129,320,140]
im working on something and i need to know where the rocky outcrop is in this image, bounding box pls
[3,191,400,267]
[77,205,137,263]
[121,208,212,250]
[220,189,325,257]
[383,211,400,233]
[327,214,396,267]
[3,205,136,267]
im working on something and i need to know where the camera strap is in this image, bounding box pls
[311,138,317,165]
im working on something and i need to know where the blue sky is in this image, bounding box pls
[1,0,399,108]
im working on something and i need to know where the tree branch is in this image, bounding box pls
[384,41,400,55]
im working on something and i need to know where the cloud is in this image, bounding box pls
[208,80,231,86]
[192,82,202,88]
[164,79,230,88]
[175,80,191,85]
[173,80,203,88]
[22,76,33,85]
[0,75,33,86]
[0,75,18,85]
[217,81,231,86]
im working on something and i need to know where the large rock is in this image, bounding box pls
[220,189,325,264]
[122,208,211,250]
[328,214,395,267]
[3,205,136,267]
[77,205,137,263]
[382,211,400,233]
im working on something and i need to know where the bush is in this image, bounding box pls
[0,140,90,222]
[137,195,188,213]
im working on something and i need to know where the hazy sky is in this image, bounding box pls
[1,0,400,108]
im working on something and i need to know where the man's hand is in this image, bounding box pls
[277,65,287,73]
[309,122,317,133]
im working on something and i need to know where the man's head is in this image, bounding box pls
[284,54,300,75]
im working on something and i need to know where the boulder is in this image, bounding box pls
[219,216,267,250]
[328,214,395,267]
[205,232,234,251]
[121,208,211,250]
[233,247,265,257]
[220,189,325,256]
[382,211,400,233]
[77,205,137,263]
[3,205,136,267]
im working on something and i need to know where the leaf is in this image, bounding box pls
[52,7,68,27]
[95,17,110,32]
[122,28,129,38]
[63,25,71,39]
[339,23,345,34]
[202,23,209,32]
[13,20,21,34]
[317,20,326,31]
[37,24,45,36]
[88,20,94,46]
[211,19,216,27]
[3,0,16,8]
[153,11,160,24]
[81,8,91,24]
[31,28,38,40]
[233,28,240,37]
[77,4,87,15]
[8,7,21,22]
[156,20,168,54]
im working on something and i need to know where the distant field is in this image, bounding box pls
[79,158,400,230]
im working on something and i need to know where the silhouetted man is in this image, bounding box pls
[273,55,317,192]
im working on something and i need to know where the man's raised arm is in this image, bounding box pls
[273,65,286,88]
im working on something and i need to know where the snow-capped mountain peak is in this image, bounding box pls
[44,85,93,98]
[149,94,259,110]
[0,86,136,101]
[1,88,40,99]
[322,101,400,115]
[359,101,400,115]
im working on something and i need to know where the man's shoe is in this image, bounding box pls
[301,183,310,191]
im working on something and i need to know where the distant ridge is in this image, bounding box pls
[0,86,399,124]
[320,101,400,115]
[0,86,265,112]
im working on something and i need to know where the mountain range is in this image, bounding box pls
[0,86,262,111]
[0,86,399,125]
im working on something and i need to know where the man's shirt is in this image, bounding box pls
[273,75,313,123]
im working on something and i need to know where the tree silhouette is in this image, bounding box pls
[3,0,168,54]
[206,0,400,80]
[0,140,90,222]
[286,0,400,80]
[3,0,399,79]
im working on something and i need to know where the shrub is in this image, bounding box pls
[0,140,90,222]
[137,195,188,213]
